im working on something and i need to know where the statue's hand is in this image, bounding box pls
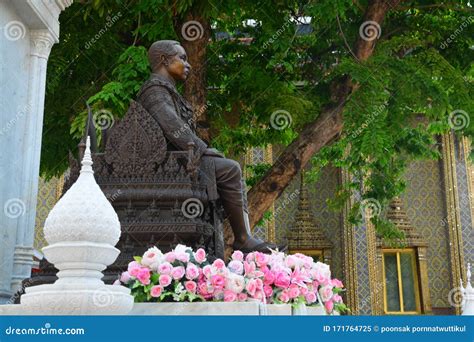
[204,147,225,158]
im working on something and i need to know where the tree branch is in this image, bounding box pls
[247,0,403,229]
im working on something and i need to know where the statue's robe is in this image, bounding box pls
[137,73,219,201]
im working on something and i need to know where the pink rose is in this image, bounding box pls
[224,290,237,302]
[212,259,225,270]
[231,250,244,261]
[171,266,185,280]
[243,261,256,276]
[137,268,151,285]
[176,252,190,263]
[278,290,290,303]
[228,260,244,275]
[315,273,329,286]
[120,271,131,284]
[263,285,273,297]
[319,285,334,302]
[202,265,212,278]
[113,279,121,285]
[255,252,269,267]
[159,274,172,287]
[158,262,173,275]
[333,294,343,303]
[198,282,212,299]
[185,281,197,293]
[150,285,162,298]
[300,287,308,296]
[288,284,300,299]
[331,279,344,288]
[237,293,248,302]
[245,252,255,263]
[211,275,225,289]
[127,261,141,277]
[186,263,200,280]
[253,290,265,300]
[263,271,275,285]
[194,248,207,264]
[305,292,317,304]
[164,252,176,263]
[325,300,334,313]
[246,278,258,296]
[274,272,291,289]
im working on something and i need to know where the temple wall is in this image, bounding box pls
[401,159,451,309]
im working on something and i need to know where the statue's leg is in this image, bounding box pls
[214,157,283,253]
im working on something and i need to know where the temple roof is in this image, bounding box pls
[288,171,332,250]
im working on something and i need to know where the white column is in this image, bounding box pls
[0,0,72,303]
[10,30,55,292]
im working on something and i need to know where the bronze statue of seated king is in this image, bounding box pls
[138,39,282,255]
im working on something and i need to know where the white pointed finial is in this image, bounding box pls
[80,136,93,174]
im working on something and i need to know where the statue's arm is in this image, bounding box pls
[139,85,208,161]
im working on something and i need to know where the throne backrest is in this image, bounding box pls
[102,100,168,177]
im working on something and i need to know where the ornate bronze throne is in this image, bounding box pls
[29,101,225,287]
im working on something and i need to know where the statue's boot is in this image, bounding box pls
[225,202,287,254]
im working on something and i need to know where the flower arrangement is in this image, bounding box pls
[115,244,348,314]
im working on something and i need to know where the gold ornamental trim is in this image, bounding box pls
[441,133,466,315]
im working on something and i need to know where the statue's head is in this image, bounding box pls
[148,40,191,82]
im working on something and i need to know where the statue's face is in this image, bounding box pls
[166,45,191,81]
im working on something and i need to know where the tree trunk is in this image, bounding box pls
[247,0,402,229]
[173,11,212,143]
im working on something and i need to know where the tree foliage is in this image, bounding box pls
[42,0,473,239]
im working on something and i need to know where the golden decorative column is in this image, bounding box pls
[341,168,359,314]
[441,133,466,315]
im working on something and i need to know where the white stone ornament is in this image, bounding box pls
[20,137,133,314]
[461,263,473,315]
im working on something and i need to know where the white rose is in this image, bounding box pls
[312,261,331,280]
[174,244,191,255]
[142,247,163,270]
[226,273,245,293]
